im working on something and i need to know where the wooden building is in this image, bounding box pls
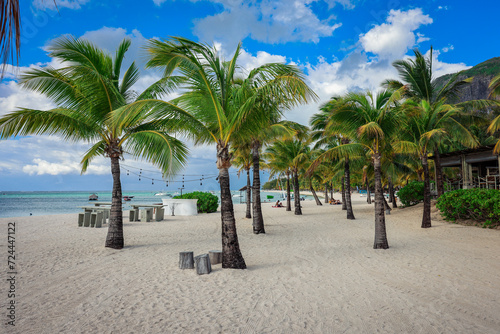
[433,146,500,190]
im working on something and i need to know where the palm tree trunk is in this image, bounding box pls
[105,156,124,249]
[341,176,346,210]
[217,143,246,269]
[434,149,444,197]
[286,171,291,211]
[324,183,329,204]
[389,177,397,208]
[373,153,389,249]
[421,154,432,228]
[293,170,302,215]
[345,159,355,220]
[310,179,322,205]
[366,180,372,204]
[251,141,265,234]
[330,182,333,200]
[245,168,252,219]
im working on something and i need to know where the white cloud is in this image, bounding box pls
[192,0,344,46]
[32,0,90,10]
[359,8,433,59]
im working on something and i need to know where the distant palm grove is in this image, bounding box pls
[1,36,499,269]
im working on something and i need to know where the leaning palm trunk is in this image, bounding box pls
[105,156,124,249]
[341,176,346,210]
[324,184,329,204]
[434,149,444,197]
[251,142,265,234]
[245,168,252,219]
[421,154,432,228]
[373,154,389,249]
[310,179,322,205]
[286,172,291,211]
[345,159,355,220]
[217,144,246,268]
[293,170,302,215]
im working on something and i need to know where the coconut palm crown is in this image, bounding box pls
[0,36,189,249]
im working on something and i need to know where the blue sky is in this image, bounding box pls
[0,0,498,192]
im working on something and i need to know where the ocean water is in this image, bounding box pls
[0,190,297,218]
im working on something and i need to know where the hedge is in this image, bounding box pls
[173,191,219,213]
[436,188,500,228]
[397,181,425,207]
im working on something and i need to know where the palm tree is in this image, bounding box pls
[265,139,309,215]
[488,75,500,153]
[0,0,56,77]
[0,36,188,249]
[384,48,485,227]
[231,144,253,219]
[317,90,402,248]
[146,37,315,267]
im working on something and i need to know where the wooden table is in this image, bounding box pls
[129,204,165,222]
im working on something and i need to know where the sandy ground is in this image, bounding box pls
[1,194,500,334]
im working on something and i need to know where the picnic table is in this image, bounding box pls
[129,204,165,222]
[77,205,112,228]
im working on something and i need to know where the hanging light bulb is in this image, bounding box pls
[152,179,154,185]
[127,170,129,176]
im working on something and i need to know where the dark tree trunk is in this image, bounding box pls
[324,183,329,204]
[330,182,333,200]
[421,154,432,228]
[293,170,302,215]
[373,154,389,249]
[286,171,291,211]
[105,155,124,249]
[251,141,265,234]
[345,159,355,220]
[366,180,372,204]
[341,176,346,210]
[434,149,444,198]
[245,168,252,219]
[310,179,322,205]
[217,143,246,269]
[389,177,397,208]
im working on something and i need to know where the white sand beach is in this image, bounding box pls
[1,194,500,333]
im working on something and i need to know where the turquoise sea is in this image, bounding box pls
[0,190,297,218]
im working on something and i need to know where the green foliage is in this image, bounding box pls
[173,191,219,213]
[436,189,500,228]
[398,181,425,207]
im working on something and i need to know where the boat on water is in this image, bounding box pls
[89,193,98,201]
[155,192,168,196]
[123,196,134,201]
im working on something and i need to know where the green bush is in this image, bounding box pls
[436,188,500,228]
[173,191,219,213]
[397,181,425,207]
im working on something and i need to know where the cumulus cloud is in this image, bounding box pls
[191,0,345,46]
[32,0,90,10]
[359,8,433,59]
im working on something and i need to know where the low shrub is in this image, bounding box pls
[397,181,425,207]
[436,188,500,228]
[173,191,219,213]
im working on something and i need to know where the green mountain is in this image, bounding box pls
[434,57,500,102]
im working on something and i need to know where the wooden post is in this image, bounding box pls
[90,212,97,227]
[83,211,91,227]
[179,252,194,269]
[78,213,84,227]
[209,250,222,264]
[194,254,211,275]
[95,212,103,228]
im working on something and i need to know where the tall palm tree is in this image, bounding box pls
[383,47,491,198]
[488,75,500,153]
[0,36,188,249]
[316,90,402,248]
[0,0,56,77]
[146,37,314,268]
